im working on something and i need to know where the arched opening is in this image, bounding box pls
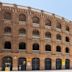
[45,44,51,51]
[45,32,51,38]
[4,12,11,20]
[65,47,69,53]
[4,27,11,34]
[19,42,26,50]
[66,26,69,31]
[56,46,61,52]
[45,19,51,26]
[33,43,39,50]
[18,57,26,71]
[56,22,61,29]
[65,59,70,69]
[19,14,26,21]
[2,56,12,71]
[45,58,51,70]
[56,34,61,40]
[32,58,40,70]
[56,59,62,70]
[32,16,40,24]
[4,41,11,49]
[65,37,70,42]
[19,28,26,35]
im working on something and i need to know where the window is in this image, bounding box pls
[4,41,11,49]
[33,43,39,50]
[4,27,11,34]
[45,44,51,51]
[56,59,62,69]
[65,37,69,42]
[66,26,69,31]
[18,57,26,71]
[45,19,51,26]
[32,16,40,24]
[32,58,40,70]
[33,30,40,37]
[19,14,26,21]
[19,42,26,50]
[65,47,69,53]
[45,58,51,70]
[65,59,70,69]
[56,46,61,52]
[56,22,61,29]
[19,28,26,35]
[45,32,51,38]
[2,56,12,71]
[4,12,11,20]
[56,34,61,40]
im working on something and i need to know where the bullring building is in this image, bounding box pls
[0,2,72,71]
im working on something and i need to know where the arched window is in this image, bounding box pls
[65,59,70,69]
[65,47,69,53]
[56,59,62,69]
[56,34,61,40]
[45,44,51,51]
[32,58,40,70]
[45,19,51,26]
[2,56,12,71]
[4,27,11,34]
[4,41,11,49]
[19,42,26,50]
[4,12,11,20]
[56,46,61,52]
[45,32,51,38]
[66,26,69,31]
[65,37,69,42]
[32,16,40,24]
[19,28,26,35]
[45,58,51,70]
[18,57,26,71]
[33,30,40,37]
[56,22,61,29]
[33,43,39,50]
[19,14,26,21]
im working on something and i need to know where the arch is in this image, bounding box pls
[4,41,11,49]
[33,29,40,36]
[4,27,11,34]
[65,47,69,53]
[45,19,51,26]
[19,28,26,35]
[66,26,69,31]
[19,14,26,21]
[56,58,62,69]
[56,22,61,29]
[19,42,26,50]
[45,32,51,38]
[32,58,40,70]
[4,12,11,20]
[65,36,70,42]
[45,58,51,70]
[45,44,51,51]
[65,59,70,69]
[33,43,39,50]
[56,34,61,40]
[32,16,40,24]
[18,57,26,71]
[56,46,61,52]
[2,56,12,71]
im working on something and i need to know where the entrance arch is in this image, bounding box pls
[2,56,12,71]
[18,57,26,71]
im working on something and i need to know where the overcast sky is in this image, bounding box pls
[0,0,72,20]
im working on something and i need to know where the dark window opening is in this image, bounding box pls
[19,42,26,50]
[56,46,61,52]
[45,45,51,51]
[65,47,69,53]
[33,43,39,50]
[56,34,61,40]
[66,26,69,31]
[45,32,51,38]
[33,30,40,36]
[66,37,69,42]
[45,19,51,26]
[4,41,11,49]
[56,23,61,29]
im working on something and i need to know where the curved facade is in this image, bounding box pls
[0,2,72,71]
